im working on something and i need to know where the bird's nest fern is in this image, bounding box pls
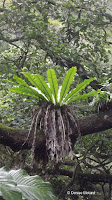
[9,67,99,162]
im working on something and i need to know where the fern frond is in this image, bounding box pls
[63,78,95,103]
[9,86,46,100]
[59,67,77,103]
[66,90,100,104]
[13,75,29,86]
[22,72,52,101]
[9,69,98,107]
[47,69,58,103]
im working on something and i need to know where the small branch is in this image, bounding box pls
[3,0,6,8]
[101,183,106,200]
[108,182,111,200]
[58,161,80,198]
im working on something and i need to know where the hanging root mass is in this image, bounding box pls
[29,103,80,163]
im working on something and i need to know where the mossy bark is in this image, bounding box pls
[0,108,112,153]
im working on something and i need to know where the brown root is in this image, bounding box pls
[29,103,80,163]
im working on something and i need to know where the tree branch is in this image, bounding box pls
[0,108,112,152]
[49,168,112,184]
[79,109,112,136]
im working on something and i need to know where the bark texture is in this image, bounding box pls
[0,109,112,152]
[47,168,112,184]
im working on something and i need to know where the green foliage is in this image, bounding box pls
[91,90,112,111]
[9,67,98,106]
[0,167,57,200]
[63,78,96,103]
[66,90,100,104]
[22,72,52,101]
[59,67,77,103]
[9,86,44,100]
[0,0,112,198]
[47,69,58,103]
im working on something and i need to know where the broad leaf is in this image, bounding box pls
[0,185,22,200]
[63,78,95,103]
[13,75,29,87]
[66,90,100,104]
[9,86,46,100]
[59,67,77,103]
[22,72,52,102]
[47,69,58,103]
[0,167,57,200]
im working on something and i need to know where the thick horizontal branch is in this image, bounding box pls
[0,108,112,153]
[79,108,112,136]
[52,168,112,184]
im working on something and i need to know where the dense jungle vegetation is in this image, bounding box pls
[0,0,112,200]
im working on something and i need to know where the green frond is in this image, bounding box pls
[63,78,95,103]
[9,69,97,106]
[0,167,57,200]
[47,69,58,103]
[9,86,46,100]
[59,67,77,103]
[13,75,29,87]
[66,90,100,104]
[22,72,52,102]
